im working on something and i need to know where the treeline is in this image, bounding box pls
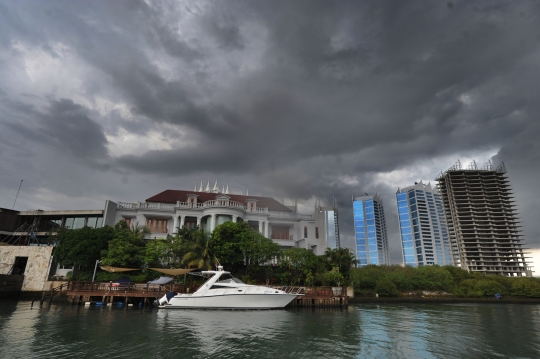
[350,265,540,298]
[52,221,357,285]
[52,222,540,298]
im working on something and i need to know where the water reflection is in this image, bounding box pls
[1,301,540,358]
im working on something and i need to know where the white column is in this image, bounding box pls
[211,214,216,231]
[264,221,269,238]
[197,216,202,228]
[258,220,263,234]
[232,216,237,223]
[173,216,179,234]
[180,215,185,229]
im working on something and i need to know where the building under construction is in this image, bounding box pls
[436,160,531,276]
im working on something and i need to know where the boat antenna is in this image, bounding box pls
[12,180,23,210]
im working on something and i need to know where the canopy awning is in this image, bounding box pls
[100,266,139,273]
[148,276,174,285]
[149,268,198,276]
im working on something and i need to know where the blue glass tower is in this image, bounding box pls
[352,193,389,266]
[396,181,453,267]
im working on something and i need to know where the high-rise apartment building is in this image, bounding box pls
[436,160,531,276]
[352,193,389,266]
[396,181,453,267]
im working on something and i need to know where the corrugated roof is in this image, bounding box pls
[146,190,292,212]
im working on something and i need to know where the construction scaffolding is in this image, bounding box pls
[435,160,531,276]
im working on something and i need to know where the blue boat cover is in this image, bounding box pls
[165,292,177,301]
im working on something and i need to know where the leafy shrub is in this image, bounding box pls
[387,270,412,291]
[350,265,383,290]
[451,279,482,297]
[320,268,344,286]
[511,278,540,297]
[411,266,453,291]
[375,278,399,297]
[474,279,505,296]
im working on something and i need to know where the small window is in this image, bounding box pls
[315,227,319,239]
[304,226,308,238]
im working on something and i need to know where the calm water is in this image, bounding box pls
[1,300,539,359]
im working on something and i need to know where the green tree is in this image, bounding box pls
[321,267,344,286]
[279,248,326,285]
[53,226,115,272]
[144,233,188,268]
[324,248,358,283]
[182,229,217,270]
[100,221,150,267]
[211,221,251,271]
[243,230,281,274]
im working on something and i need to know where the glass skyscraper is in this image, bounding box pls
[352,193,389,266]
[396,181,453,267]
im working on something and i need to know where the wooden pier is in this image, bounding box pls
[65,281,186,307]
[280,286,349,308]
[63,282,349,308]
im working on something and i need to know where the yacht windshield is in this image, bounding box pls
[216,273,245,284]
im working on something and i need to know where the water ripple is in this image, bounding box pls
[1,301,540,358]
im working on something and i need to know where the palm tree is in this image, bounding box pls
[177,225,197,242]
[181,229,218,270]
[324,248,359,276]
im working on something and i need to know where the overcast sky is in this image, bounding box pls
[1,0,539,267]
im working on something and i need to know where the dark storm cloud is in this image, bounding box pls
[1,0,540,262]
[109,0,540,178]
[3,98,109,166]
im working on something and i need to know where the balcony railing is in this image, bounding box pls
[118,202,175,211]
[269,212,313,220]
[118,201,270,213]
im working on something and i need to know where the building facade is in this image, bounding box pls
[312,198,340,251]
[436,160,531,276]
[104,184,338,256]
[396,181,453,267]
[0,208,105,286]
[352,193,389,266]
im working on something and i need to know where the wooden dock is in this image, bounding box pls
[279,286,349,308]
[65,281,191,307]
[64,282,349,308]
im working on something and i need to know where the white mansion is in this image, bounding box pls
[103,183,340,256]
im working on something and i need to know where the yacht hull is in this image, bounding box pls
[160,293,298,309]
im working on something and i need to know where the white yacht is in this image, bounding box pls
[156,267,299,309]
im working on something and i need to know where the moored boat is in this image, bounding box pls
[155,266,299,309]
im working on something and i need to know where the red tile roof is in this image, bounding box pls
[146,190,292,212]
